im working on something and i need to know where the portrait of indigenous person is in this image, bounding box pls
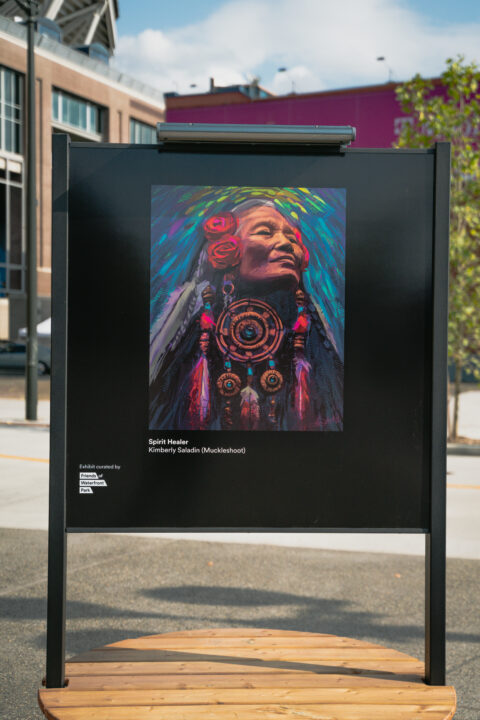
[149,186,345,432]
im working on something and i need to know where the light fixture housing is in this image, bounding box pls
[156,122,356,147]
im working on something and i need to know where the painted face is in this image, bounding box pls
[236,205,304,290]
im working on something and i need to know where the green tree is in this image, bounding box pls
[395,57,480,441]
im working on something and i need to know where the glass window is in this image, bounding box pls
[14,74,21,105]
[4,71,12,104]
[130,118,156,144]
[52,90,59,121]
[0,159,24,295]
[89,105,98,133]
[4,122,12,153]
[0,67,23,155]
[8,269,22,291]
[9,185,22,265]
[52,88,103,138]
[80,102,87,130]
[0,183,5,265]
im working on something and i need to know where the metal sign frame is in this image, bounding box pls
[46,130,450,688]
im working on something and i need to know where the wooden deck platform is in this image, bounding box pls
[39,628,456,720]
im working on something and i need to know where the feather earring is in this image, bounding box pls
[217,357,241,430]
[240,366,260,430]
[260,359,283,429]
[187,285,215,430]
[293,289,311,430]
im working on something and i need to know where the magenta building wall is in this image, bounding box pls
[166,83,412,148]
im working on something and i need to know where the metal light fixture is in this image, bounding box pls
[157,123,356,147]
[277,66,295,94]
[376,56,393,82]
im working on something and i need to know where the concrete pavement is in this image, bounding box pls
[0,376,50,426]
[451,385,480,441]
[1,422,479,558]
[0,397,50,425]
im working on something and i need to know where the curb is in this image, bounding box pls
[0,420,49,428]
[447,443,480,456]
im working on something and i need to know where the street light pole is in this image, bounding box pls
[277,67,295,95]
[376,56,393,83]
[15,0,39,420]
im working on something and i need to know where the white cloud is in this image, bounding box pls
[113,0,480,100]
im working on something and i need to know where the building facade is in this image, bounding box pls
[165,80,432,148]
[0,3,164,338]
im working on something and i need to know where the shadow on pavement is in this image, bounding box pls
[2,585,479,655]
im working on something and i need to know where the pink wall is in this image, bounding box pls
[166,84,411,148]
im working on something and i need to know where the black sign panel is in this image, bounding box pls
[62,143,438,530]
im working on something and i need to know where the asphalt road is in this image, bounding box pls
[1,528,479,720]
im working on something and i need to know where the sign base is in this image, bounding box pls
[39,627,456,718]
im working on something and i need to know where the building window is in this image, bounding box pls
[130,118,156,144]
[52,89,104,140]
[0,158,24,296]
[0,67,23,155]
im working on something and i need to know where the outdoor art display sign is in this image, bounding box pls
[63,143,438,530]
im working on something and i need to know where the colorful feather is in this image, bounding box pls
[293,313,309,333]
[199,311,215,330]
[240,386,260,430]
[294,357,311,429]
[188,356,211,430]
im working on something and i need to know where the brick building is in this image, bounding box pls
[164,79,426,148]
[0,0,164,338]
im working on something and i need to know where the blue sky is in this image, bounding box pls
[116,0,221,35]
[113,0,480,98]
[117,0,480,34]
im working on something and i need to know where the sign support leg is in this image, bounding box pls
[46,134,70,688]
[46,516,67,687]
[425,141,450,686]
[425,532,445,685]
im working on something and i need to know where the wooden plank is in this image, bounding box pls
[65,659,426,676]
[40,686,457,708]
[66,647,420,662]
[149,628,329,638]
[36,702,456,720]
[66,672,427,691]
[105,636,381,649]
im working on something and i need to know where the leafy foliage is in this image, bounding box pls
[395,57,480,439]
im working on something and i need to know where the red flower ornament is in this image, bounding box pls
[207,235,241,270]
[203,212,237,241]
